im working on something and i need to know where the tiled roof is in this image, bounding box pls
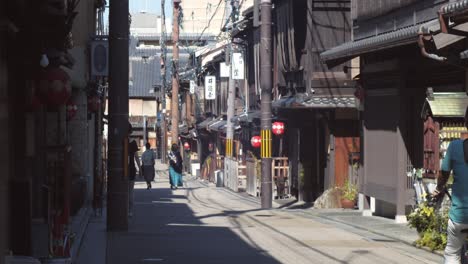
[320,20,440,65]
[440,0,468,16]
[135,33,217,42]
[427,93,468,117]
[273,95,357,109]
[129,56,160,98]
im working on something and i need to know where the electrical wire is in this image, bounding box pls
[197,0,224,42]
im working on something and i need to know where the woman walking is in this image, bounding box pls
[141,142,156,190]
[169,143,183,189]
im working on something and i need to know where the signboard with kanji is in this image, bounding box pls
[205,76,216,100]
[220,62,230,78]
[189,80,196,94]
[232,53,244,80]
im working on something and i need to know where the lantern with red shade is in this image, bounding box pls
[183,142,190,150]
[37,67,72,106]
[251,136,261,148]
[66,101,78,121]
[272,121,285,136]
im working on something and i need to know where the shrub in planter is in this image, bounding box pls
[407,202,449,251]
[340,180,358,209]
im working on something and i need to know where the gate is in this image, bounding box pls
[245,157,290,199]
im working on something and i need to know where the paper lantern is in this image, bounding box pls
[251,136,261,148]
[66,101,78,121]
[37,67,72,106]
[184,142,190,150]
[272,121,285,135]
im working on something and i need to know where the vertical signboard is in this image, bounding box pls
[220,62,230,78]
[232,53,244,80]
[189,80,196,94]
[205,76,216,100]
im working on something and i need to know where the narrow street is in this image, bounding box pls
[101,171,443,264]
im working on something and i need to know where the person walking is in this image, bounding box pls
[128,139,140,217]
[168,143,183,189]
[433,106,468,264]
[141,142,156,190]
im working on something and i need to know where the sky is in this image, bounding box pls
[105,0,173,29]
[129,0,172,15]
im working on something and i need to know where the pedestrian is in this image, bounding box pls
[128,139,140,217]
[168,143,183,189]
[141,142,156,190]
[433,106,468,264]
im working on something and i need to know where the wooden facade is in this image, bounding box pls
[273,0,357,202]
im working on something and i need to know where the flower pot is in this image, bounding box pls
[341,198,355,209]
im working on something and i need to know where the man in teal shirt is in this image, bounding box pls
[434,107,468,264]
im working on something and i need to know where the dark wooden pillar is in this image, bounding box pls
[0,6,10,259]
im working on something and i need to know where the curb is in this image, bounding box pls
[302,211,444,257]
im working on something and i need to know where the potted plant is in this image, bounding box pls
[340,180,358,209]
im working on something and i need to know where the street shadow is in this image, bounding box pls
[106,183,282,264]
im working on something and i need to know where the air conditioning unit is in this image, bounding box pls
[90,40,109,77]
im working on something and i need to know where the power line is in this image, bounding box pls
[194,0,224,44]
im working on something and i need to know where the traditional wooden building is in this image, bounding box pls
[321,0,468,221]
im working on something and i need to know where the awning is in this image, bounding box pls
[231,111,261,123]
[179,123,189,134]
[273,94,357,109]
[195,41,229,68]
[320,20,440,67]
[427,93,468,118]
[196,117,214,130]
[180,129,197,138]
[208,120,227,132]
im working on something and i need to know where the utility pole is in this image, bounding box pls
[260,0,272,209]
[160,0,167,162]
[107,0,129,230]
[171,0,181,146]
[225,0,238,159]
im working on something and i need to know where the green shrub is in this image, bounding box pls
[340,180,358,201]
[408,202,449,251]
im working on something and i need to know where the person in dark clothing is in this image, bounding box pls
[141,142,156,189]
[128,123,141,217]
[168,143,183,189]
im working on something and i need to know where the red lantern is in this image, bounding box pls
[66,101,78,121]
[251,136,261,148]
[37,67,72,106]
[272,121,285,135]
[87,95,101,112]
[184,142,190,150]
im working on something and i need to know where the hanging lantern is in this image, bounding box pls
[272,121,285,135]
[184,142,190,150]
[37,67,72,106]
[87,94,101,112]
[66,101,78,121]
[251,136,261,148]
